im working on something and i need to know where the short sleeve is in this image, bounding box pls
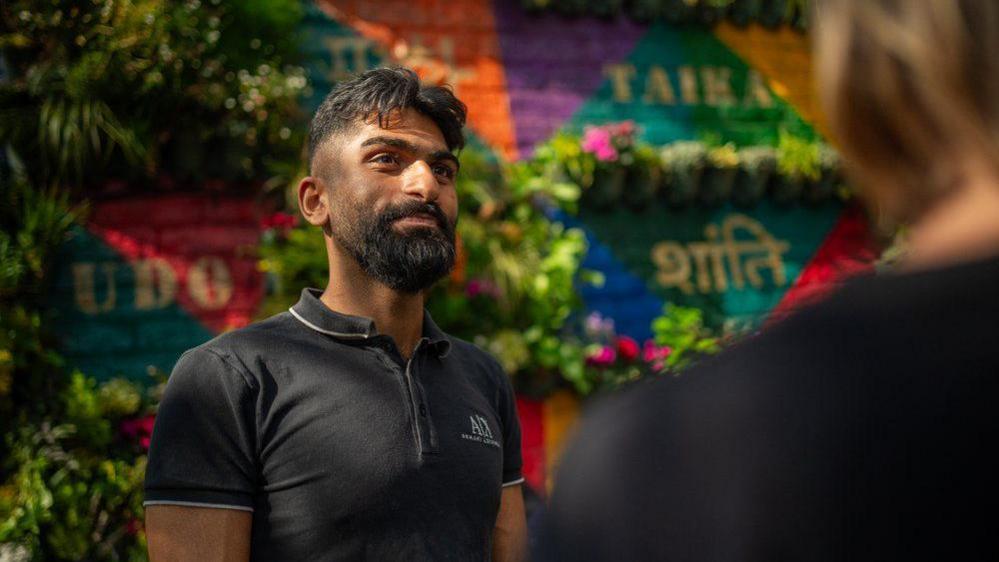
[144,347,258,511]
[496,367,524,487]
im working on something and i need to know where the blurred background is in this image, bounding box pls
[0,0,888,559]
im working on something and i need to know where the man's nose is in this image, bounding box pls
[402,161,440,202]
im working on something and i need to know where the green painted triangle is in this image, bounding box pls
[568,22,816,146]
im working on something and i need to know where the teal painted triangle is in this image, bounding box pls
[49,227,214,382]
[299,3,387,112]
[577,200,841,331]
[568,22,816,146]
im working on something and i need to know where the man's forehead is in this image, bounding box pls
[350,108,446,147]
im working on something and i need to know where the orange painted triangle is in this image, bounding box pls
[316,0,520,161]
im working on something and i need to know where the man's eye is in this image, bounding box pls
[433,164,456,179]
[372,154,398,165]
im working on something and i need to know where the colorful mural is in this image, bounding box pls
[48,0,881,494]
[51,195,265,380]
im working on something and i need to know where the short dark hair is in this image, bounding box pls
[307,67,467,169]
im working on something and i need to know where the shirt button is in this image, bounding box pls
[419,404,427,417]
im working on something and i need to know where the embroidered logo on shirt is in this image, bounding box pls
[461,414,500,448]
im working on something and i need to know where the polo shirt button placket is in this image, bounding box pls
[404,339,430,455]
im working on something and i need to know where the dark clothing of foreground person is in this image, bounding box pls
[539,255,999,561]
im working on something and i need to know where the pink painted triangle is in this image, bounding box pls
[87,195,265,333]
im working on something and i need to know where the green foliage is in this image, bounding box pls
[533,131,597,192]
[0,0,308,190]
[0,119,156,562]
[707,143,740,169]
[660,141,708,172]
[738,145,777,174]
[0,170,86,301]
[777,129,821,182]
[258,144,593,395]
[651,304,721,371]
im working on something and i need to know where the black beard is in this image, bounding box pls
[334,200,456,294]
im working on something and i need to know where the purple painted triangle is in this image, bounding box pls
[492,0,647,157]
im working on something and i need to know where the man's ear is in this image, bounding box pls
[298,176,330,228]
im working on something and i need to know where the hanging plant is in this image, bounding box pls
[578,121,641,211]
[774,130,820,204]
[696,0,730,26]
[700,143,740,206]
[733,145,776,207]
[626,0,663,22]
[522,0,801,29]
[590,0,625,19]
[803,143,841,205]
[622,145,661,211]
[758,0,790,28]
[660,141,707,208]
[728,0,763,26]
[661,0,699,23]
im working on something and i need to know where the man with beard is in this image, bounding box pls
[144,68,527,562]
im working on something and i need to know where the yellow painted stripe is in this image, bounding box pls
[542,389,581,493]
[713,22,831,139]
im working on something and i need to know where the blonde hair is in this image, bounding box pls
[814,0,999,223]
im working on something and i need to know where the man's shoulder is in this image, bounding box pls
[177,311,300,374]
[442,336,509,385]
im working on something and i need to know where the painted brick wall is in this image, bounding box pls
[46,1,879,494]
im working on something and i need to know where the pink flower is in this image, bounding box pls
[120,414,157,451]
[466,278,501,299]
[615,336,640,362]
[586,345,617,367]
[584,312,615,339]
[581,127,619,162]
[642,339,672,365]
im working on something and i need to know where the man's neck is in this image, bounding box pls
[320,246,427,360]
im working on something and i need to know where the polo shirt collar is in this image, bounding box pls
[290,288,451,357]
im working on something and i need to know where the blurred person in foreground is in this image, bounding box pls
[143,68,526,561]
[538,1,999,560]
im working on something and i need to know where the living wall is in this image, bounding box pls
[0,0,833,558]
[0,1,306,558]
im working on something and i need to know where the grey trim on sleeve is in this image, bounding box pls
[501,477,525,488]
[143,500,255,512]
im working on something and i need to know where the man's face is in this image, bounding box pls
[316,108,460,294]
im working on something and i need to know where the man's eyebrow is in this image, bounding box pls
[359,136,418,151]
[429,150,460,172]
[360,136,459,172]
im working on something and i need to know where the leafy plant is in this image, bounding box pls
[738,145,777,175]
[776,130,821,182]
[651,304,721,371]
[660,140,708,173]
[0,0,308,191]
[707,143,740,169]
[0,174,159,560]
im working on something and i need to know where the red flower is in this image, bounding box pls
[615,336,640,362]
[120,414,157,451]
[261,212,298,231]
[585,345,617,367]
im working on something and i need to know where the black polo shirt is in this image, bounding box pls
[145,288,523,561]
